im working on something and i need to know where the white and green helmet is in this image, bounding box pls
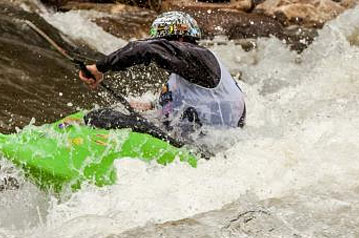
[150,11,202,39]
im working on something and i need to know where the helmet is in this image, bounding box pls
[150,11,202,40]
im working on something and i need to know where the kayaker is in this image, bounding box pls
[79,11,246,137]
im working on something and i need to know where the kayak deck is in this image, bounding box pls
[0,112,197,192]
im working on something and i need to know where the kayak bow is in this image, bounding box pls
[0,112,197,192]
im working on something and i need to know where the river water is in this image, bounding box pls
[1,1,359,237]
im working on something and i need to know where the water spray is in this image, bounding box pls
[23,19,187,149]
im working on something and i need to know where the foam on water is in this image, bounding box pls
[42,10,127,54]
[1,4,359,238]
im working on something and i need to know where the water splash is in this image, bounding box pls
[1,3,359,238]
[42,10,127,54]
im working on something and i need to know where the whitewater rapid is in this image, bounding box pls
[1,3,359,238]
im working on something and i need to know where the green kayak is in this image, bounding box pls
[0,112,197,192]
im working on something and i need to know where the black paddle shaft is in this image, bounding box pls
[75,61,141,117]
[75,61,185,147]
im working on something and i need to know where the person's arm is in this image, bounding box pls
[96,38,221,88]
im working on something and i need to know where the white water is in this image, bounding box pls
[42,9,127,54]
[1,3,359,238]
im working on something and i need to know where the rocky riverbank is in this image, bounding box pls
[40,0,358,52]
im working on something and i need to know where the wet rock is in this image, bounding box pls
[0,2,105,133]
[94,14,155,40]
[40,0,115,8]
[183,9,284,39]
[40,0,67,7]
[168,8,316,52]
[57,2,266,40]
[57,1,317,52]
[0,2,169,134]
[46,0,322,52]
[254,0,359,27]
[42,0,158,10]
[116,195,295,238]
[55,2,157,40]
[43,0,254,12]
[58,1,146,12]
[90,5,286,42]
[252,0,266,5]
[283,25,318,52]
[161,0,253,12]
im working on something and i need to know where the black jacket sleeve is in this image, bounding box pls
[96,38,221,88]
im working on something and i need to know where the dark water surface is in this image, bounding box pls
[0,3,108,133]
[0,3,167,134]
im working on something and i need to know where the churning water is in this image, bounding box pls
[1,2,359,237]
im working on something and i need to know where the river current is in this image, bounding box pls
[1,2,359,237]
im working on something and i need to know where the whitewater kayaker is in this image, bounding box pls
[79,11,246,137]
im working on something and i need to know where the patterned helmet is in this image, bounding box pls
[150,11,202,39]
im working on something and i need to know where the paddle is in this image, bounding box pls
[23,20,186,148]
[74,59,137,116]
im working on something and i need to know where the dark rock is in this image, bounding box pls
[254,0,358,28]
[252,0,265,5]
[43,0,157,10]
[161,0,253,12]
[56,2,157,40]
[41,0,115,7]
[49,0,322,52]
[167,8,315,52]
[95,15,153,40]
[222,11,285,39]
[283,25,318,52]
[40,0,68,7]
[0,2,170,134]
[0,3,105,133]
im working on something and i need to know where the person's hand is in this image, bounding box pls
[79,64,103,90]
